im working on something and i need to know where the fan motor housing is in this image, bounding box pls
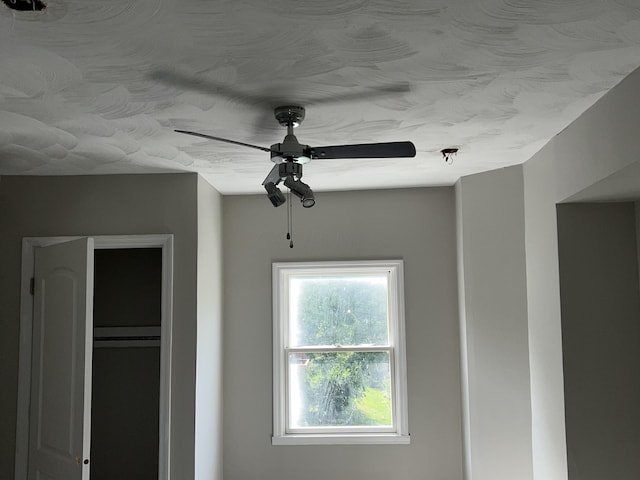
[274,106,305,127]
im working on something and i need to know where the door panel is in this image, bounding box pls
[28,238,94,480]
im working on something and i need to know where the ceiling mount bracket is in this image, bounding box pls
[441,147,458,164]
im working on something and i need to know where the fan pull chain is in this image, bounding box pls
[287,188,294,248]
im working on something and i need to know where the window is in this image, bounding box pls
[272,260,409,445]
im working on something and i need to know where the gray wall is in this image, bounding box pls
[520,65,640,479]
[450,64,640,480]
[222,187,463,480]
[91,346,161,480]
[0,174,200,480]
[636,202,640,292]
[557,203,640,479]
[195,176,224,480]
[522,153,568,480]
[456,166,533,480]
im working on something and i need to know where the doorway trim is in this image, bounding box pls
[15,234,174,480]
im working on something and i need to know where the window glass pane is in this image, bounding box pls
[289,275,389,347]
[288,351,392,429]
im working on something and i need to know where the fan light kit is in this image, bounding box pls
[176,105,416,246]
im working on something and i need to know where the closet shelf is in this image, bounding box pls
[94,326,161,348]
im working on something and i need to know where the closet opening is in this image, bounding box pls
[90,248,162,480]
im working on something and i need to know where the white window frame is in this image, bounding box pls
[272,260,410,445]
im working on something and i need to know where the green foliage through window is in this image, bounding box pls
[292,277,389,346]
[291,352,392,427]
[288,276,392,428]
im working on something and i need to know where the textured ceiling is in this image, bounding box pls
[1,0,640,194]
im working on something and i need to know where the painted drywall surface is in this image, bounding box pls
[550,65,640,203]
[522,154,568,480]
[563,160,640,203]
[557,203,640,479]
[93,248,163,328]
[195,176,224,480]
[457,58,640,480]
[0,174,199,480]
[91,347,161,480]
[515,55,640,479]
[2,3,640,193]
[456,166,534,480]
[637,202,640,292]
[222,187,462,480]
[455,181,473,479]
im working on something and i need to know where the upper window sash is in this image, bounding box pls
[285,345,392,353]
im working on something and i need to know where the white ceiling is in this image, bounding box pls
[1,0,640,194]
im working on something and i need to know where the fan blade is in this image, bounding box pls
[153,68,410,108]
[310,141,416,159]
[175,130,274,153]
[151,69,411,134]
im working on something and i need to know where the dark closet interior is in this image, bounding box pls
[91,248,162,480]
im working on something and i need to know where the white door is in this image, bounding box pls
[28,238,95,480]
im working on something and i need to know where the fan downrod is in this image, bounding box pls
[274,106,305,128]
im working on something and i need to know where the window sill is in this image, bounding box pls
[272,433,411,446]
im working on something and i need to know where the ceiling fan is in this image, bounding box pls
[175,105,416,208]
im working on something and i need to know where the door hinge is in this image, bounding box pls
[30,277,35,295]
